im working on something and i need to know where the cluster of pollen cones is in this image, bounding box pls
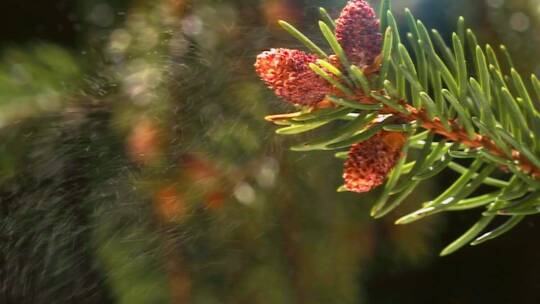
[254,0,404,193]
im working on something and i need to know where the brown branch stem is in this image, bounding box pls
[264,89,540,180]
[370,96,540,179]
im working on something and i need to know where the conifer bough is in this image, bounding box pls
[254,0,540,255]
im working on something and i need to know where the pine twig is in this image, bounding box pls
[356,92,540,179]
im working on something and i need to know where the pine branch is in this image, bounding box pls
[353,91,540,179]
[254,0,540,255]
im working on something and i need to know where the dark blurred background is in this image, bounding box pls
[1,0,540,303]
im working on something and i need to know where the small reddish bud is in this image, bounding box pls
[343,132,405,193]
[254,48,333,106]
[335,0,382,67]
